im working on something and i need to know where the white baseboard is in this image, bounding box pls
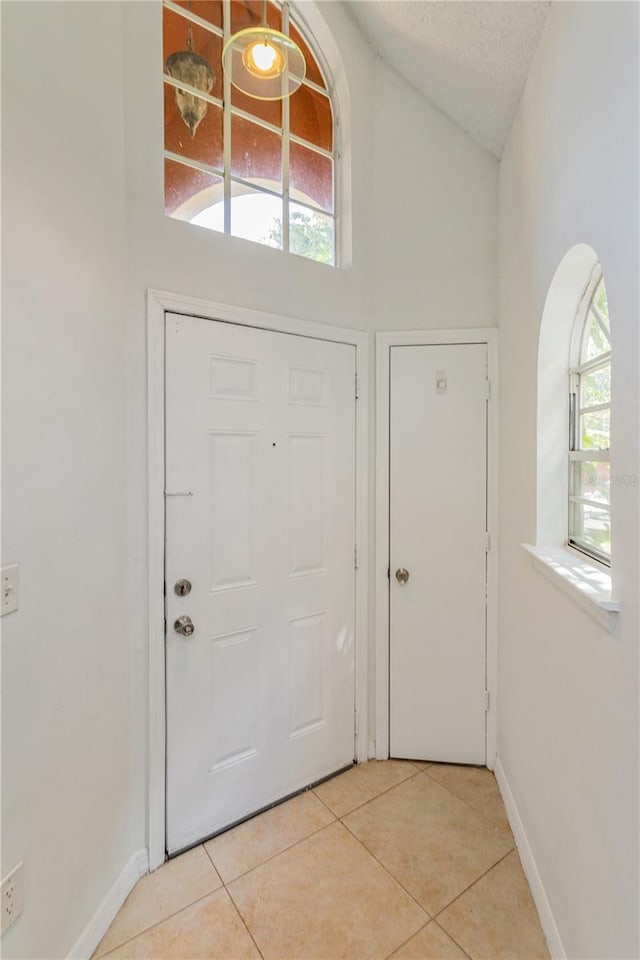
[494,758,566,960]
[67,849,149,960]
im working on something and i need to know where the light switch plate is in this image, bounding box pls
[1,565,19,616]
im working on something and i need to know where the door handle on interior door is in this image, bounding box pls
[395,568,410,584]
[174,615,195,636]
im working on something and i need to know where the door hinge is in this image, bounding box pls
[485,379,491,400]
[354,544,359,570]
[355,372,359,400]
[484,690,490,712]
[485,532,491,552]
[354,707,359,736]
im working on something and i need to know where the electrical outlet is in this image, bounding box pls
[2,863,24,934]
[1,565,19,616]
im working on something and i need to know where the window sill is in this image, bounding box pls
[521,543,620,632]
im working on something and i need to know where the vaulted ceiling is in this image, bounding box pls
[346,0,550,157]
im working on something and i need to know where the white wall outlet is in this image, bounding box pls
[1,565,19,616]
[1,863,24,934]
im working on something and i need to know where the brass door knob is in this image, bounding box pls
[395,568,410,584]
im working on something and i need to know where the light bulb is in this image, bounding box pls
[249,41,278,74]
[243,38,285,79]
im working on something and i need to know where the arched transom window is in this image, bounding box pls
[569,266,611,564]
[163,0,336,265]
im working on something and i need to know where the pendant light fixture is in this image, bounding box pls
[222,0,306,101]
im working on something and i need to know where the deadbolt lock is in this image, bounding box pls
[395,568,410,585]
[174,578,192,597]
[174,615,195,637]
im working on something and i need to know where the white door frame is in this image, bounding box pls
[375,329,498,768]
[147,288,369,870]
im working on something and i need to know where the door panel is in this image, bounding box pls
[165,314,356,853]
[389,343,487,764]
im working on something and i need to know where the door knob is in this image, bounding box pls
[395,568,410,584]
[174,615,195,636]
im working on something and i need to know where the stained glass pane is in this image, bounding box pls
[165,158,223,224]
[231,116,282,190]
[163,9,222,102]
[231,87,282,128]
[172,0,222,29]
[289,21,326,89]
[290,85,332,152]
[231,0,280,35]
[290,143,333,212]
[164,85,223,170]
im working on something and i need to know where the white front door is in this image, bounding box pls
[165,314,356,854]
[389,343,487,764]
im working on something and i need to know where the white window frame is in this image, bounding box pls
[162,0,339,264]
[568,265,611,567]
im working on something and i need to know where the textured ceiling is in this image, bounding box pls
[346,0,550,157]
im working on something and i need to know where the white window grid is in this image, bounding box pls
[163,0,338,261]
[568,266,611,566]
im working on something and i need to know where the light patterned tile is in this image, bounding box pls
[101,888,259,959]
[313,759,420,817]
[94,847,221,957]
[438,850,550,960]
[344,774,514,915]
[204,790,334,882]
[425,763,511,830]
[228,820,427,959]
[391,921,469,959]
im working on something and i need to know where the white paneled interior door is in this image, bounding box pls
[389,344,487,764]
[165,314,356,854]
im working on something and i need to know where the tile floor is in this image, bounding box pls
[93,761,550,960]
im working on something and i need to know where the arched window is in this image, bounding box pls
[163,0,336,265]
[568,265,611,564]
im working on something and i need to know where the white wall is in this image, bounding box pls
[0,4,137,958]
[122,0,498,833]
[1,0,498,953]
[497,3,639,957]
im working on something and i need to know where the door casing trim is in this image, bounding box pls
[147,289,369,871]
[375,329,498,768]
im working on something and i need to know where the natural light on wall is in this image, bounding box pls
[163,0,336,265]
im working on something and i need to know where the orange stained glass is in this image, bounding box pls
[163,9,223,102]
[164,158,223,218]
[164,87,223,170]
[231,85,282,129]
[230,0,281,36]
[231,115,282,189]
[290,142,333,212]
[290,85,332,152]
[172,0,222,29]
[289,21,326,89]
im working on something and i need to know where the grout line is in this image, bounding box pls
[314,763,424,819]
[340,818,432,922]
[433,847,515,924]
[97,870,226,958]
[422,767,515,835]
[382,920,431,959]
[216,818,337,886]
[431,919,474,960]
[223,884,265,960]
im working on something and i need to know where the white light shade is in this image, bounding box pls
[222,27,306,100]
